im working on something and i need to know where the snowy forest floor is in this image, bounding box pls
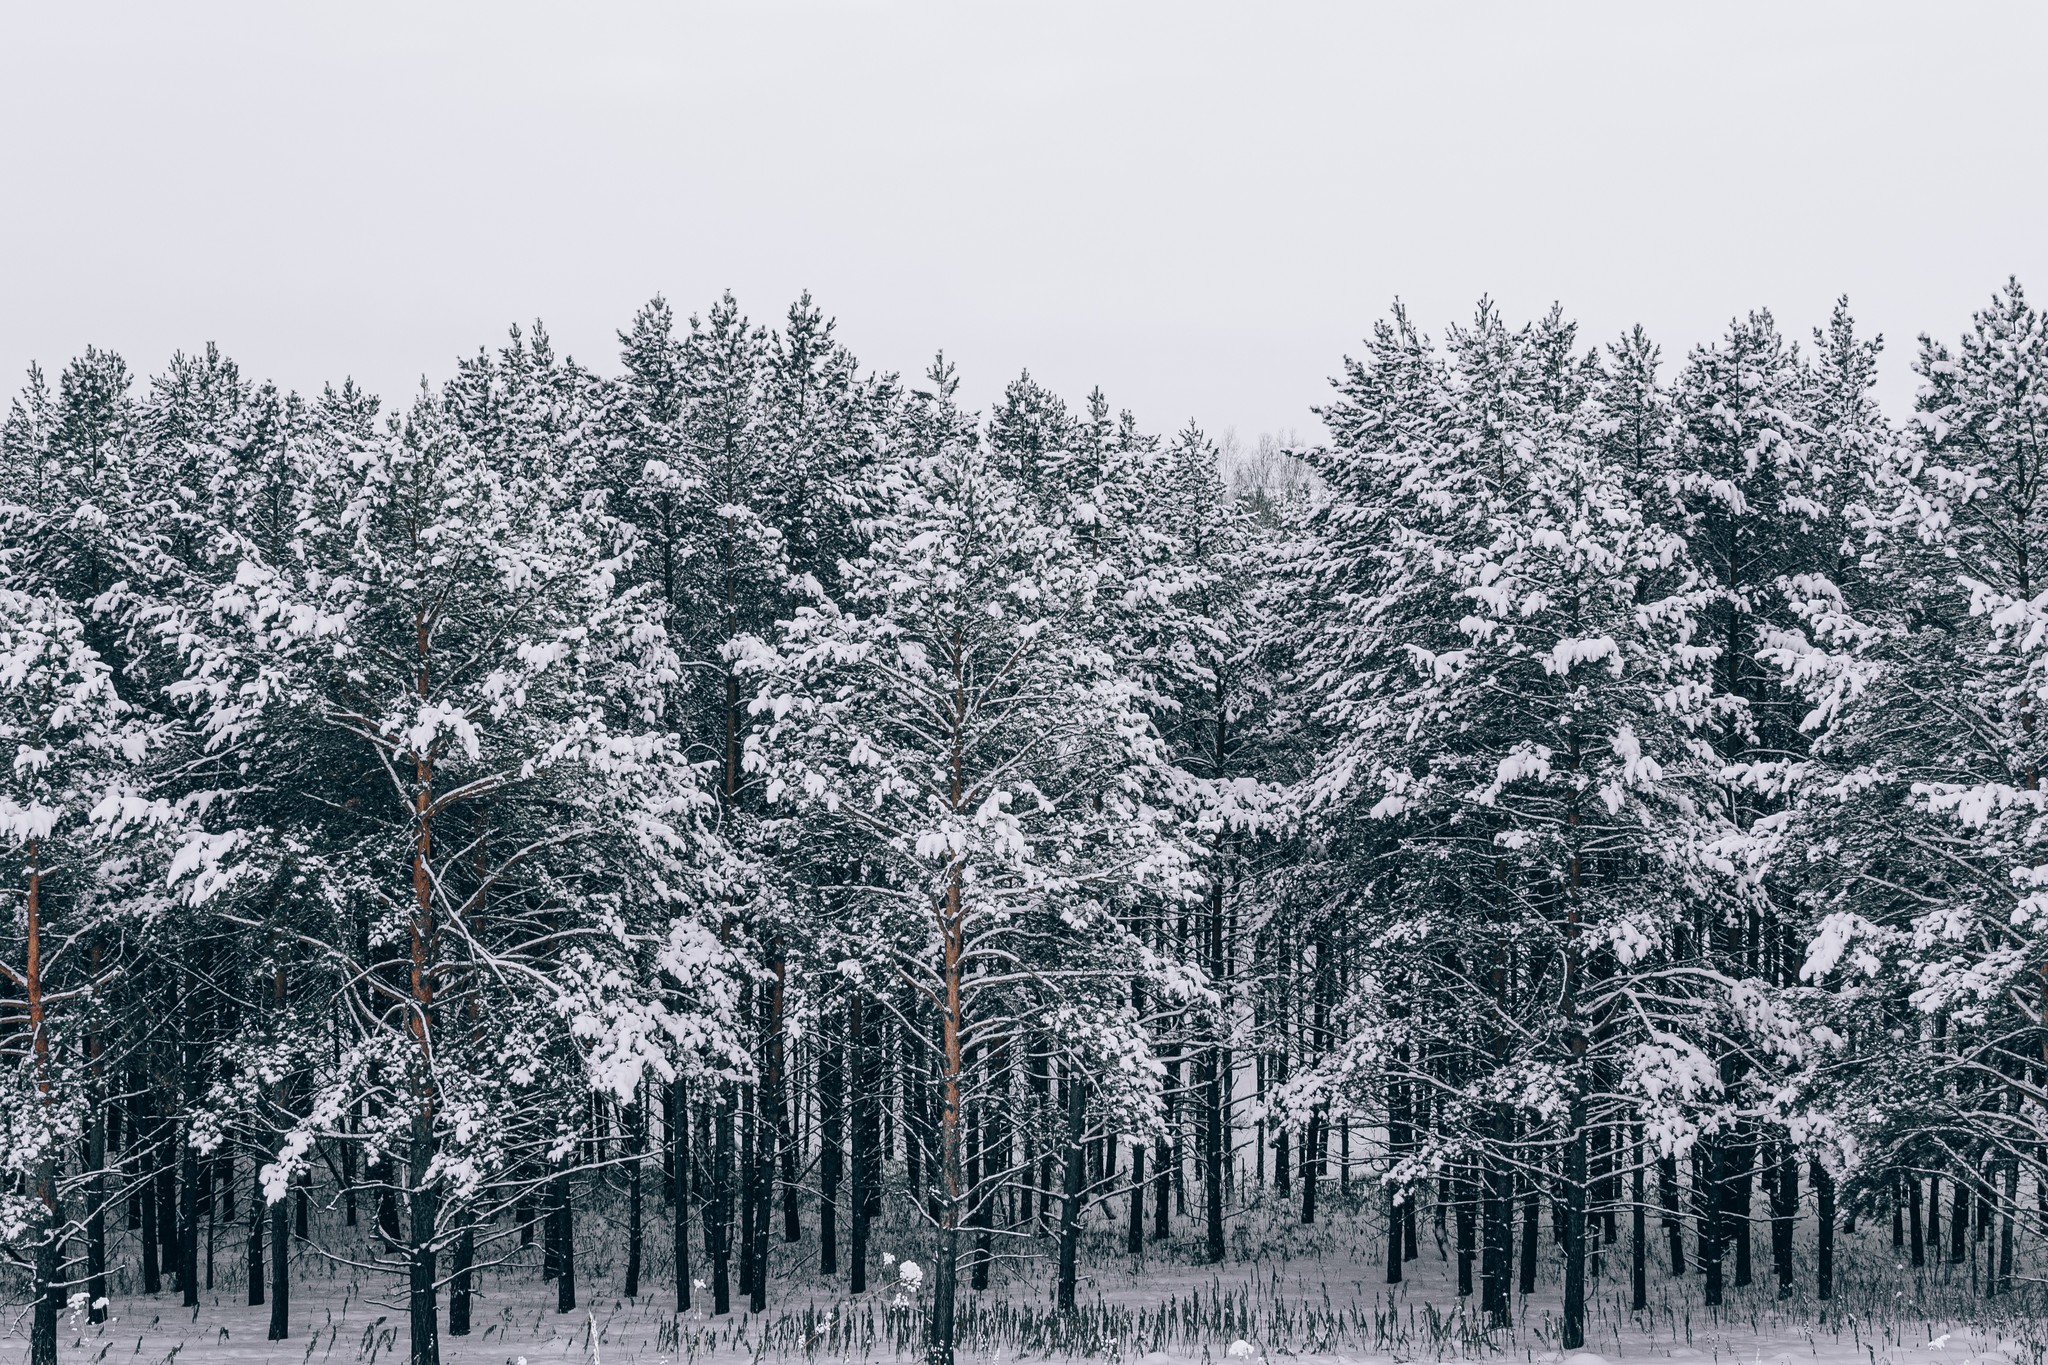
[7,1190,2045,1365]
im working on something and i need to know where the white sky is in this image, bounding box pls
[3,2,2044,444]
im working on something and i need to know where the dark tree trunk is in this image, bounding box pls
[1812,1158,1834,1300]
[1909,1171,1925,1267]
[751,1082,773,1311]
[1155,1058,1174,1241]
[247,1165,264,1306]
[819,1012,843,1276]
[1562,1102,1587,1350]
[673,1076,692,1312]
[180,1139,200,1307]
[1301,1110,1321,1225]
[1773,1144,1796,1298]
[31,1158,60,1365]
[268,1189,290,1340]
[626,1099,644,1298]
[772,965,800,1247]
[407,1124,440,1365]
[1997,1159,2016,1294]
[87,1096,108,1322]
[1482,1115,1512,1325]
[1455,1166,1474,1297]
[343,1110,357,1227]
[1730,1129,1752,1288]
[1660,1154,1685,1273]
[713,1083,734,1314]
[1951,1173,1968,1263]
[848,994,870,1295]
[661,1082,677,1203]
[1127,1141,1147,1255]
[1056,1069,1087,1313]
[1204,876,1227,1265]
[738,1091,756,1299]
[542,1173,560,1282]
[448,1214,474,1335]
[1698,1144,1724,1307]
[1519,1179,1538,1296]
[1631,1128,1647,1312]
[1386,1179,1404,1284]
[969,1055,992,1291]
[553,1173,576,1314]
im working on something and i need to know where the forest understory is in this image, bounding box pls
[11,1180,2044,1365]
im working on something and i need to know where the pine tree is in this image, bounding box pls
[742,361,1200,1365]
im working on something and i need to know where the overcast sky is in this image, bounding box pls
[3,2,2044,444]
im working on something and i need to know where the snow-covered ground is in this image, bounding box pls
[9,1199,2043,1365]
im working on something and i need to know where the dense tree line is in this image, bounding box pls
[4,283,2046,1365]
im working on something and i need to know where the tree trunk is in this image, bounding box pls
[1482,1117,1512,1326]
[1204,857,1228,1265]
[673,1076,692,1312]
[1729,1128,1752,1289]
[1056,1067,1087,1313]
[409,1122,441,1365]
[1386,1180,1404,1284]
[1301,1110,1321,1225]
[552,1172,575,1314]
[448,1212,474,1335]
[1631,1128,1647,1312]
[1562,1099,1587,1350]
[1519,1180,1538,1296]
[1812,1158,1834,1301]
[1660,1154,1684,1273]
[626,1096,644,1298]
[753,1071,775,1310]
[1950,1172,1968,1263]
[87,1084,108,1322]
[928,877,968,1365]
[1153,1128,1171,1242]
[969,1050,991,1292]
[1127,1141,1147,1255]
[247,1163,264,1306]
[848,994,870,1295]
[662,1082,677,1204]
[1699,1144,1724,1307]
[31,1155,60,1365]
[820,1009,842,1276]
[1454,1165,1474,1297]
[180,1138,200,1307]
[772,969,800,1247]
[268,1186,290,1340]
[713,1084,734,1314]
[738,1086,756,1300]
[1909,1170,1925,1267]
[1773,1144,1796,1298]
[1997,1158,2016,1294]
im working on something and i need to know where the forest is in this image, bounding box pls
[3,281,2047,1365]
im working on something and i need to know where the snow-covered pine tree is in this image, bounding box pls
[167,358,740,1364]
[0,583,164,1365]
[1789,282,2048,1295]
[741,360,1201,1365]
[1658,309,1846,1300]
[1,347,197,1353]
[1296,301,1727,1342]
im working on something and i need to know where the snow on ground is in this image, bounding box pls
[8,1197,2044,1365]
